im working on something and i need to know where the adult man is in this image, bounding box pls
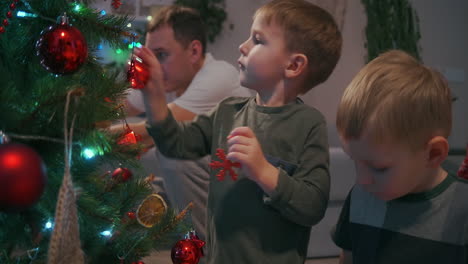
[124,5,252,242]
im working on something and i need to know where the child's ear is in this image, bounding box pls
[426,136,449,168]
[285,53,308,78]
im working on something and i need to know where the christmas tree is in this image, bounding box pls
[0,0,191,263]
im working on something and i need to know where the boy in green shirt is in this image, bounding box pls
[137,0,342,263]
[332,50,468,264]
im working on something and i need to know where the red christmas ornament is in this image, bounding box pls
[171,231,205,264]
[457,144,468,180]
[209,148,241,181]
[111,0,122,9]
[0,143,47,211]
[117,124,141,145]
[111,167,132,182]
[0,0,18,34]
[126,211,136,219]
[127,56,149,89]
[35,14,88,75]
[131,262,144,264]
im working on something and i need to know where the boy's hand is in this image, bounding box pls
[134,47,168,122]
[134,47,164,97]
[227,127,279,194]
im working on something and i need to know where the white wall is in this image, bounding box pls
[208,0,468,148]
[411,0,468,149]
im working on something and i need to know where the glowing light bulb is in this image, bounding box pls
[82,148,96,159]
[100,230,112,237]
[45,221,53,229]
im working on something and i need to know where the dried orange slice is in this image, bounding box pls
[136,193,168,228]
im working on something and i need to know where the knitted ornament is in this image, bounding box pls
[47,91,84,264]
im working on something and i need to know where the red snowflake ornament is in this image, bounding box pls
[209,148,241,181]
[111,0,122,9]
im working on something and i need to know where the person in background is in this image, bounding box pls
[120,5,252,243]
[136,0,342,262]
[332,50,468,264]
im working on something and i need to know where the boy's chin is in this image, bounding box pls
[365,189,402,201]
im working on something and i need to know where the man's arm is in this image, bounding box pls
[168,102,196,121]
[121,103,196,149]
[339,250,353,264]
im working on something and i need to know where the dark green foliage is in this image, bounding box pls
[362,0,421,62]
[0,1,189,263]
[174,0,227,43]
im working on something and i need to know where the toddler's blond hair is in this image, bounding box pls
[336,50,452,150]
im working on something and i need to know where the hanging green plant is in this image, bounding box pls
[174,0,227,43]
[362,0,421,62]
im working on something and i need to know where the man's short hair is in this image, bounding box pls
[148,5,207,54]
[336,50,452,150]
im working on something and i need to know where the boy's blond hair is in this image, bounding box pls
[255,0,342,94]
[336,50,452,150]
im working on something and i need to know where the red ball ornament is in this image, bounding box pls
[131,262,144,264]
[36,14,88,75]
[171,231,205,264]
[126,211,136,219]
[111,167,132,182]
[0,143,47,211]
[127,56,149,89]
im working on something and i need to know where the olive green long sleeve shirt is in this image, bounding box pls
[147,97,330,264]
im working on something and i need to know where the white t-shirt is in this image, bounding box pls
[129,53,251,243]
[126,53,252,115]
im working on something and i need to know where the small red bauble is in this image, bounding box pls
[36,15,88,75]
[117,125,141,145]
[0,143,47,211]
[111,167,132,182]
[131,262,144,264]
[127,56,149,89]
[171,232,205,264]
[126,211,136,219]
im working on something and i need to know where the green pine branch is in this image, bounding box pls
[362,0,421,62]
[0,0,189,263]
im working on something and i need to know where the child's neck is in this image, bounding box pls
[413,167,448,193]
[256,89,297,107]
